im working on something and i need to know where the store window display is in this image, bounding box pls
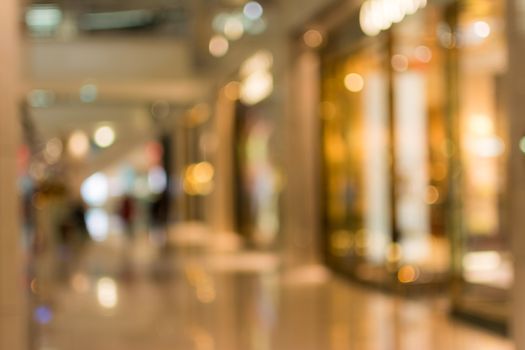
[321,5,451,287]
[449,0,510,330]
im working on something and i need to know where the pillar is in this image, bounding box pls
[508,0,525,348]
[281,47,322,267]
[0,0,26,349]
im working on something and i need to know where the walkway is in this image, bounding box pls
[31,225,513,350]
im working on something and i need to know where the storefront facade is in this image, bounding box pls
[317,0,510,330]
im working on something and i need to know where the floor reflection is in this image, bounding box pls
[30,228,513,350]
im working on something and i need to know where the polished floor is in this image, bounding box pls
[31,225,514,350]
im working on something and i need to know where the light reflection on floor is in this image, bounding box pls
[31,228,514,350]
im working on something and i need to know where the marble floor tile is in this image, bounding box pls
[29,233,514,350]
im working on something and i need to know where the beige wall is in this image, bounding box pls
[0,0,26,349]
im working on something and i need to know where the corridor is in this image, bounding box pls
[31,225,512,350]
[2,0,525,348]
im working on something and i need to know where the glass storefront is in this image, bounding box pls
[449,0,510,331]
[320,0,510,330]
[321,5,450,289]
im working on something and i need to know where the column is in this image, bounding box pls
[508,0,525,348]
[0,0,26,349]
[209,91,236,234]
[281,47,322,267]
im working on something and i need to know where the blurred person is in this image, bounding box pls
[119,194,135,239]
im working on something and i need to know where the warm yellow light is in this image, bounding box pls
[414,45,432,63]
[330,230,353,257]
[184,162,215,196]
[398,265,419,283]
[344,73,364,93]
[68,130,90,158]
[209,35,229,57]
[303,29,323,48]
[386,243,403,264]
[224,81,240,101]
[224,17,244,40]
[193,162,215,183]
[426,185,440,205]
[469,114,493,136]
[94,126,116,148]
[391,54,409,72]
[187,103,210,127]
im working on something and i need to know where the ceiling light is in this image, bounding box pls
[243,2,263,21]
[224,17,244,40]
[209,35,229,57]
[81,173,109,207]
[25,4,62,36]
[68,131,90,158]
[94,126,116,148]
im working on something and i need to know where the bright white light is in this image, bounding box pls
[520,137,525,154]
[94,126,116,148]
[209,35,229,57]
[472,137,505,158]
[81,173,109,206]
[25,5,62,34]
[79,84,98,103]
[240,51,273,78]
[463,251,502,272]
[68,130,90,158]
[86,209,110,242]
[473,21,491,39]
[360,0,427,36]
[97,277,118,309]
[240,70,273,106]
[224,17,244,40]
[243,2,263,20]
[240,51,274,105]
[148,166,168,194]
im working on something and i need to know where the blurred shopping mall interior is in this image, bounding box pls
[1,0,525,349]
